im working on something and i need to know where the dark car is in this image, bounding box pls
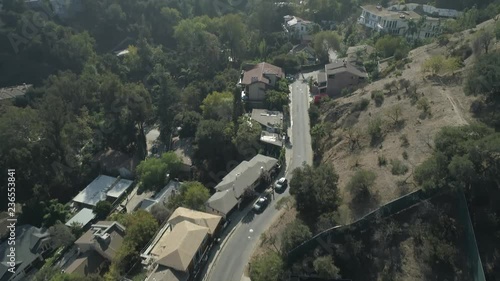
[253,196,269,213]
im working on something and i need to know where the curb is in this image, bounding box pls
[203,216,243,281]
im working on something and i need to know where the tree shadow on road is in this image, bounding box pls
[242,210,255,224]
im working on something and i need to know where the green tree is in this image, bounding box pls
[200,91,234,121]
[176,111,202,138]
[375,35,408,58]
[93,201,112,220]
[472,29,493,55]
[312,31,341,62]
[313,256,341,279]
[250,251,284,281]
[281,220,312,254]
[42,199,70,228]
[233,117,261,159]
[136,152,182,192]
[168,181,210,211]
[194,119,234,168]
[136,158,168,192]
[289,164,341,223]
[265,90,289,111]
[464,51,500,102]
[346,170,377,201]
[49,222,75,248]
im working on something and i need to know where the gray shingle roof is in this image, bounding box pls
[0,225,51,280]
[206,154,278,215]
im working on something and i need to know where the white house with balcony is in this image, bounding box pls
[283,15,316,41]
[358,4,445,40]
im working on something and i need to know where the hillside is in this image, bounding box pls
[314,16,500,222]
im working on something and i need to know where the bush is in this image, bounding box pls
[367,117,384,144]
[372,91,384,107]
[390,159,409,175]
[417,97,431,114]
[469,99,484,115]
[378,155,387,166]
[399,134,409,147]
[352,98,370,112]
[402,151,409,160]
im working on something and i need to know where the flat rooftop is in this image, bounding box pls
[106,179,133,199]
[65,208,95,227]
[361,5,422,20]
[251,109,283,128]
[72,175,117,207]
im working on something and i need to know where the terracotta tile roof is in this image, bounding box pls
[241,62,284,85]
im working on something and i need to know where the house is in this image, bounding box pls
[0,225,53,281]
[143,208,222,281]
[346,45,376,63]
[251,109,284,147]
[388,3,461,18]
[63,221,126,276]
[314,59,368,96]
[283,15,316,41]
[92,149,140,179]
[136,180,181,212]
[251,109,283,133]
[65,208,96,230]
[71,175,134,209]
[206,154,278,217]
[358,4,445,39]
[0,84,31,102]
[167,207,222,235]
[290,43,317,65]
[239,62,284,105]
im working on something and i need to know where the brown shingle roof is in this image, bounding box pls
[241,62,284,85]
[325,60,368,78]
[167,207,222,235]
[156,221,209,271]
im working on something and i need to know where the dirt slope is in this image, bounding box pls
[317,19,500,222]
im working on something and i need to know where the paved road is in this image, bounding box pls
[206,76,313,281]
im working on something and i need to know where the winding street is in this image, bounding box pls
[205,73,314,281]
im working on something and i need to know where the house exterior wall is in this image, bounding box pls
[326,72,366,96]
[264,74,278,86]
[247,82,267,101]
[358,8,443,39]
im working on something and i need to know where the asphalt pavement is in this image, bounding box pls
[205,75,313,281]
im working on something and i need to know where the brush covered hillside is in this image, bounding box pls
[311,16,500,222]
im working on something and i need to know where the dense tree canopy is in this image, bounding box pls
[290,164,341,225]
[168,181,210,211]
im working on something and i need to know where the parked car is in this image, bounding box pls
[253,196,269,213]
[274,177,288,191]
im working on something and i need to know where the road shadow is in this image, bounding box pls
[242,210,256,224]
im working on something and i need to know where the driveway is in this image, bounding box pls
[204,74,314,281]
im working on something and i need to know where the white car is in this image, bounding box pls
[274,177,288,191]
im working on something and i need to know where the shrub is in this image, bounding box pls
[372,91,384,107]
[417,97,431,114]
[469,99,484,115]
[399,134,409,147]
[352,98,370,112]
[378,155,387,166]
[402,151,408,160]
[368,117,384,144]
[390,159,409,175]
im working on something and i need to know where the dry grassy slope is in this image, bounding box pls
[319,18,500,222]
